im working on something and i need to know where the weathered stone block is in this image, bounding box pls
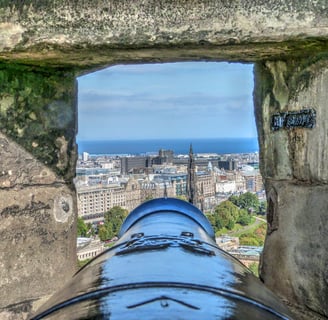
[0,185,76,308]
[0,65,77,318]
[1,1,328,66]
[254,59,328,183]
[260,181,328,317]
[255,58,328,317]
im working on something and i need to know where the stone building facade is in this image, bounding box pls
[77,184,126,220]
[77,178,176,220]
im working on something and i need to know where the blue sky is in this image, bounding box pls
[77,62,256,141]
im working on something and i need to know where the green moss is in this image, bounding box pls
[0,63,77,181]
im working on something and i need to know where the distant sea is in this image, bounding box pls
[77,138,259,155]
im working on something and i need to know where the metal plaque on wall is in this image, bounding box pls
[271,108,316,131]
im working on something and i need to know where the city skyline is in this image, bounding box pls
[77,62,256,141]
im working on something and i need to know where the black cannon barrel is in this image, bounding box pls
[32,197,294,319]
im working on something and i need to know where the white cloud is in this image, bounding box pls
[77,62,256,140]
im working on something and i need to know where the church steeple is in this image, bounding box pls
[186,143,197,205]
[189,143,193,155]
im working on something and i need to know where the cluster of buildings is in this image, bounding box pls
[75,148,264,224]
[77,237,105,261]
[216,235,262,267]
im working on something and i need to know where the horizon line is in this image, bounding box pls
[77,136,258,142]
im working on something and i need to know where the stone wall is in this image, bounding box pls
[254,58,328,318]
[1,1,328,67]
[0,65,78,318]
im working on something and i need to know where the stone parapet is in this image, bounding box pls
[0,1,328,67]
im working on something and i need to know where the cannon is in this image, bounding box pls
[32,197,294,319]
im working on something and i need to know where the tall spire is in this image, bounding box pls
[186,143,197,205]
[164,182,168,198]
[189,143,193,155]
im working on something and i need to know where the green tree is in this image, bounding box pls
[215,201,239,222]
[86,222,95,237]
[214,200,239,229]
[226,219,235,230]
[230,192,260,213]
[206,213,216,227]
[239,234,260,246]
[77,217,88,237]
[206,213,223,231]
[228,195,240,207]
[103,206,129,238]
[259,201,267,215]
[237,209,252,226]
[238,192,260,213]
[98,225,111,241]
